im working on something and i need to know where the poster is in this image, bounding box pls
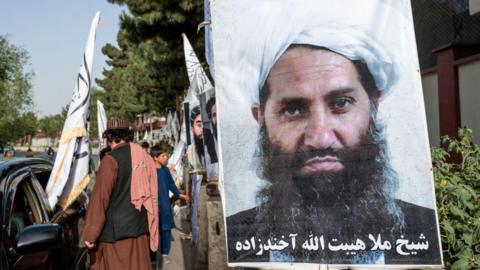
[199,89,219,179]
[183,33,218,178]
[212,0,443,267]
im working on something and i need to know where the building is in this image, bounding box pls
[414,0,480,145]
[135,112,168,144]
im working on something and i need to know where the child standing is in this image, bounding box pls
[150,145,188,268]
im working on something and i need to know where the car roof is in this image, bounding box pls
[0,158,53,179]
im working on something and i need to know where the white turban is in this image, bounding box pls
[226,0,402,105]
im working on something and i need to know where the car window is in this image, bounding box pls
[22,180,44,223]
[31,165,52,190]
[6,175,44,248]
[29,171,53,219]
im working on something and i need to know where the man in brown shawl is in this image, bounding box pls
[82,123,158,270]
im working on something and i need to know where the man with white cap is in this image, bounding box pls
[225,2,441,265]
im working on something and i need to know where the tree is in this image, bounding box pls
[17,111,38,141]
[38,113,65,142]
[97,0,207,119]
[0,35,34,145]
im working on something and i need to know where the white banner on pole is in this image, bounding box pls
[46,12,100,210]
[97,100,107,151]
[143,129,149,142]
[182,33,213,103]
[182,33,213,90]
[171,112,180,145]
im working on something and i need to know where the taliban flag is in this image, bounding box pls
[182,33,213,145]
[46,12,100,210]
[182,33,213,100]
[97,100,107,151]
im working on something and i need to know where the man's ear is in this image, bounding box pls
[251,103,263,124]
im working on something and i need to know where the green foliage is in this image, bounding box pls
[17,111,38,138]
[432,128,480,269]
[38,112,65,141]
[97,0,206,119]
[0,35,34,145]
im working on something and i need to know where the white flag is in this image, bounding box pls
[46,12,101,210]
[184,80,199,107]
[143,130,149,141]
[180,110,188,143]
[97,100,107,151]
[168,140,185,168]
[182,33,213,97]
[166,111,173,137]
[171,113,180,145]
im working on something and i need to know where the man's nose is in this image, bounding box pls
[304,110,336,149]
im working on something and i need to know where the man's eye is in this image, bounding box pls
[330,97,355,111]
[281,104,302,117]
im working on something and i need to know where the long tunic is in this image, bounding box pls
[157,166,180,231]
[82,154,151,270]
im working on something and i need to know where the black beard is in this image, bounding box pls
[255,117,404,236]
[194,135,205,160]
[212,123,217,139]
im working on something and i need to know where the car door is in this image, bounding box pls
[29,165,53,220]
[1,167,51,270]
[0,243,9,270]
[30,164,88,270]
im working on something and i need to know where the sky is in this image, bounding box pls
[0,1,124,116]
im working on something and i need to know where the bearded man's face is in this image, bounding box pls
[192,114,203,140]
[253,47,375,189]
[259,117,383,207]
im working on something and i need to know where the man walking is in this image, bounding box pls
[82,123,158,270]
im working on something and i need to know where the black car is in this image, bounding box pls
[0,158,88,270]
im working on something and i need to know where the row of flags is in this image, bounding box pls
[181,27,218,245]
[43,6,215,258]
[45,8,215,211]
[140,111,181,147]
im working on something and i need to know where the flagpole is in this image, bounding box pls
[46,12,101,210]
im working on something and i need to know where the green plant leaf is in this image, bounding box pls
[452,258,469,270]
[432,127,480,266]
[450,205,470,219]
[442,220,455,235]
[462,233,473,246]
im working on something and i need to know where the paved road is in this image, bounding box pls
[0,150,56,161]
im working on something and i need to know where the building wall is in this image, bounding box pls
[31,137,57,148]
[459,59,480,143]
[422,73,440,147]
[471,0,480,15]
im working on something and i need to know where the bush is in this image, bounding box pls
[432,128,480,269]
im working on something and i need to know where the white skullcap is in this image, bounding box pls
[227,0,400,105]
